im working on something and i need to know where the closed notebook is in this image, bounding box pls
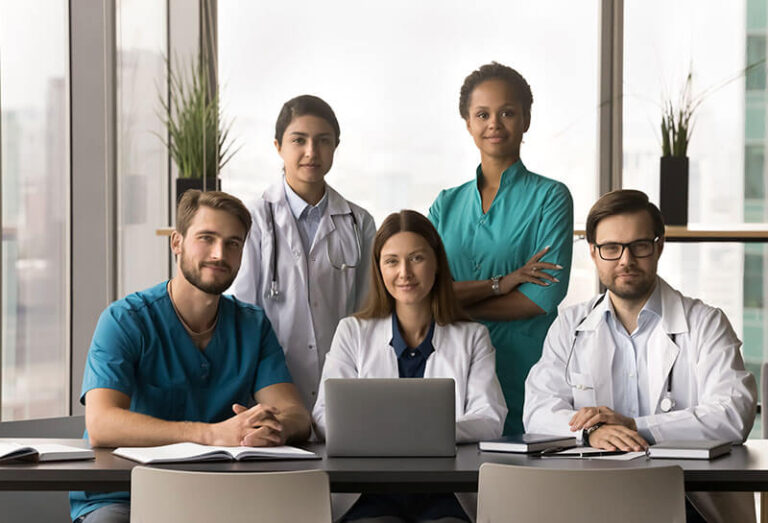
[0,442,94,463]
[647,440,732,460]
[479,434,577,453]
[113,442,319,464]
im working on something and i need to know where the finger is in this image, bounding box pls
[232,403,248,415]
[569,409,596,429]
[527,245,551,263]
[526,276,550,287]
[608,428,644,451]
[534,272,559,283]
[534,262,564,271]
[242,427,283,447]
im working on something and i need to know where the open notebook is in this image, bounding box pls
[113,442,319,464]
[0,442,94,463]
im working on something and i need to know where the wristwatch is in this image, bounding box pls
[490,274,503,296]
[582,422,604,447]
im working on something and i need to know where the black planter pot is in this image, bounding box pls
[176,177,220,204]
[659,156,689,226]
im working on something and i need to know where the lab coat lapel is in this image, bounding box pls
[577,297,616,407]
[311,186,351,255]
[263,182,309,283]
[647,278,686,413]
[647,329,679,413]
[590,321,616,407]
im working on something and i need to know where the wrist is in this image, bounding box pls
[490,274,503,296]
[582,422,604,447]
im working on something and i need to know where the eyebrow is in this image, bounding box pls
[288,131,333,137]
[194,229,245,242]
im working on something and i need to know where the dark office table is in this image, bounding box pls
[2,438,768,493]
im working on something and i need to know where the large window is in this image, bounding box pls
[116,0,170,297]
[0,1,70,420]
[624,1,765,435]
[218,0,600,305]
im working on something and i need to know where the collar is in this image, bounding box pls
[282,176,328,220]
[578,277,688,335]
[475,159,526,190]
[389,313,435,359]
[264,179,351,217]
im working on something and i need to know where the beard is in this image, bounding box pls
[603,270,656,301]
[179,250,236,295]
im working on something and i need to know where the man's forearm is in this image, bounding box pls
[277,405,311,443]
[87,406,209,448]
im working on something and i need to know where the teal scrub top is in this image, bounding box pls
[428,160,573,435]
[69,281,293,521]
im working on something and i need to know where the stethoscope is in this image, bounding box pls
[564,293,678,413]
[266,201,362,300]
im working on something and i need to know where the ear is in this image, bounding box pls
[465,118,472,134]
[589,243,598,264]
[170,230,183,256]
[657,237,665,257]
[273,138,281,153]
[523,111,531,133]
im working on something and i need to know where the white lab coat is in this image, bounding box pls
[523,277,757,444]
[229,181,375,410]
[313,315,508,443]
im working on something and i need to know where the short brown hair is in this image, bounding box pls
[459,62,533,120]
[586,189,665,243]
[356,210,465,325]
[176,190,252,237]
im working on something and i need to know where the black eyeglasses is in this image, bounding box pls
[594,237,659,261]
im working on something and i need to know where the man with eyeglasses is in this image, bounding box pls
[523,189,757,522]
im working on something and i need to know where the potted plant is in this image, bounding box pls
[659,72,697,226]
[160,53,237,203]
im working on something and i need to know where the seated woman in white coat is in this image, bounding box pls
[313,210,507,523]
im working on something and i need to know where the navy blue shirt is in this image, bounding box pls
[390,314,435,378]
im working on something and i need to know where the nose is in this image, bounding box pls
[618,245,636,266]
[399,260,413,279]
[488,113,500,128]
[304,140,316,158]
[210,239,224,260]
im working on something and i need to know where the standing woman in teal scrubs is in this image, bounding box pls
[428,62,573,435]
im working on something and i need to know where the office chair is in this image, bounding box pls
[131,467,332,523]
[477,463,685,523]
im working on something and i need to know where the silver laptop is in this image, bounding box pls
[324,378,456,457]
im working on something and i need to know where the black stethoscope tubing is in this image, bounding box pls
[266,201,361,299]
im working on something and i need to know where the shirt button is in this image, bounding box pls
[311,391,316,396]
[308,344,315,350]
[310,256,316,262]
[294,250,301,258]
[628,372,636,378]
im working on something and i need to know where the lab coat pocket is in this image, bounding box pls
[570,372,596,408]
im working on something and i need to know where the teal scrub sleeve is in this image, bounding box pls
[252,315,294,394]
[427,190,445,230]
[80,307,141,404]
[518,181,574,314]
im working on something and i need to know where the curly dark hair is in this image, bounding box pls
[459,62,533,120]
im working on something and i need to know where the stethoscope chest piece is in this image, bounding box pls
[660,394,675,413]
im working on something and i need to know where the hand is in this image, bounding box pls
[500,246,562,293]
[206,403,284,447]
[588,424,648,452]
[233,404,287,447]
[569,406,637,432]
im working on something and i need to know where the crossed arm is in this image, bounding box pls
[85,382,311,448]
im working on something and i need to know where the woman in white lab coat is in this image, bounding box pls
[313,210,506,523]
[230,95,375,411]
